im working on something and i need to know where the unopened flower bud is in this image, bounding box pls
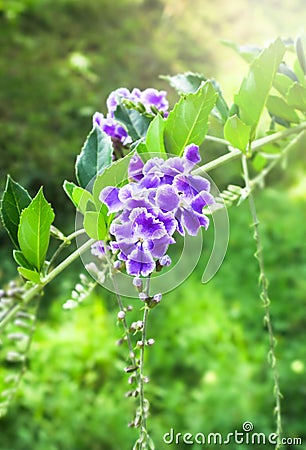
[126,305,133,311]
[139,292,147,301]
[136,340,144,348]
[133,277,142,288]
[147,338,155,346]
[113,260,122,270]
[159,255,171,266]
[153,293,162,303]
[117,310,126,320]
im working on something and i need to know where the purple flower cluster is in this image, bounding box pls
[99,144,214,277]
[93,87,169,145]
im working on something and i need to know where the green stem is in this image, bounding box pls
[0,238,95,331]
[241,155,282,449]
[197,121,306,174]
[139,305,149,432]
[47,228,87,273]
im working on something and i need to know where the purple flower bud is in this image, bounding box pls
[159,255,171,267]
[133,277,142,288]
[117,310,126,320]
[153,293,162,303]
[113,260,122,270]
[139,292,147,301]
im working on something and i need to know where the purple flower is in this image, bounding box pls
[105,87,169,117]
[93,112,130,145]
[98,144,214,277]
[91,240,106,258]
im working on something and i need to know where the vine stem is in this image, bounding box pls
[109,265,138,371]
[139,305,149,432]
[241,154,282,449]
[0,238,95,331]
[196,121,306,174]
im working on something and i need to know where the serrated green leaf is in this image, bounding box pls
[161,72,204,94]
[163,73,228,123]
[146,114,166,153]
[234,38,285,135]
[76,127,113,189]
[287,82,306,111]
[83,210,106,240]
[114,104,152,141]
[164,81,217,155]
[93,152,134,206]
[224,115,252,152]
[17,188,55,271]
[18,267,41,284]
[63,181,95,214]
[0,175,32,249]
[13,250,34,270]
[267,95,300,123]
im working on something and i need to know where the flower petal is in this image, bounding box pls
[99,186,123,213]
[126,248,156,277]
[156,185,179,212]
[183,144,201,167]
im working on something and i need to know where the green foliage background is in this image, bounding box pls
[0,0,306,449]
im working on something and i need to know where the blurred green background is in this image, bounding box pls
[0,0,306,449]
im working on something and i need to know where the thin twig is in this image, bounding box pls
[241,154,282,449]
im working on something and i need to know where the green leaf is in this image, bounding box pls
[83,210,107,240]
[18,267,41,284]
[234,38,286,135]
[273,73,295,97]
[163,73,228,123]
[114,104,152,141]
[13,250,34,270]
[224,115,252,152]
[76,127,113,189]
[222,40,262,63]
[164,81,217,155]
[161,72,204,94]
[17,188,55,272]
[266,95,300,123]
[63,181,95,214]
[0,175,32,249]
[287,82,306,111]
[93,152,134,206]
[131,140,148,154]
[252,153,267,172]
[146,114,166,153]
[295,35,306,75]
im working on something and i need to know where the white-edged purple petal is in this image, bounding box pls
[191,191,215,213]
[183,144,201,167]
[128,153,144,181]
[91,241,106,258]
[99,186,123,213]
[126,248,156,277]
[180,208,201,236]
[156,210,177,236]
[150,235,175,258]
[106,88,131,117]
